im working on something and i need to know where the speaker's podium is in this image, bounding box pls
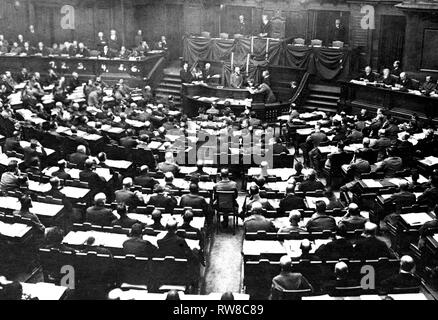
[270,12,286,39]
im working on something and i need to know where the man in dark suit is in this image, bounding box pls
[380,255,421,293]
[306,201,337,232]
[314,230,354,261]
[244,204,276,233]
[45,177,73,212]
[270,255,313,300]
[147,209,166,231]
[23,139,46,168]
[333,19,346,43]
[180,183,212,219]
[237,15,250,35]
[147,184,177,213]
[157,219,197,261]
[67,72,81,93]
[51,160,72,180]
[374,147,403,178]
[100,45,114,58]
[397,72,413,91]
[278,210,306,233]
[79,159,106,196]
[259,15,272,38]
[16,67,30,83]
[419,76,436,95]
[180,210,205,251]
[417,175,438,209]
[85,193,117,226]
[123,223,157,258]
[112,204,141,228]
[338,203,367,232]
[391,60,402,77]
[272,137,290,154]
[323,262,359,296]
[180,62,192,84]
[379,68,395,86]
[69,145,89,169]
[354,222,392,260]
[385,181,416,213]
[278,186,306,216]
[115,177,143,209]
[358,66,376,82]
[297,170,325,192]
[3,131,25,154]
[134,165,158,189]
[213,168,238,227]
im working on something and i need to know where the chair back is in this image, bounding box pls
[311,39,322,47]
[215,190,236,211]
[332,41,344,48]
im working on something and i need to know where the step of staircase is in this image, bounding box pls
[158,82,182,90]
[305,99,338,107]
[308,93,339,101]
[308,84,341,94]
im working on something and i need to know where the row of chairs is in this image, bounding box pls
[39,248,194,293]
[245,229,363,241]
[244,258,400,299]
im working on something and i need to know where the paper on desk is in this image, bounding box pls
[362,179,383,188]
[401,212,433,226]
[0,222,31,238]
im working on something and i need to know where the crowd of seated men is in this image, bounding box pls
[0,26,168,59]
[357,60,438,97]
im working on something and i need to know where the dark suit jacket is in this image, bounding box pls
[157,232,195,260]
[338,215,367,232]
[354,236,392,260]
[134,175,158,189]
[79,169,106,194]
[123,237,157,258]
[381,273,421,291]
[306,214,337,232]
[244,215,276,233]
[273,143,290,155]
[85,206,116,226]
[147,193,177,213]
[69,152,89,169]
[271,272,312,299]
[298,180,325,192]
[314,238,354,261]
[180,193,210,214]
[180,69,192,83]
[417,187,438,209]
[278,194,306,215]
[4,138,24,154]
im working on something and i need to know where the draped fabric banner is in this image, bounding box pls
[183,36,351,81]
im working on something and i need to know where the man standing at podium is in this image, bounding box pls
[333,19,346,43]
[230,67,243,88]
[259,15,272,38]
[237,15,250,36]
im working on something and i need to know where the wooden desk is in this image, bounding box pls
[156,178,215,191]
[341,80,438,121]
[0,221,32,241]
[21,282,68,300]
[0,154,23,167]
[104,159,133,171]
[127,213,205,230]
[400,212,435,229]
[63,230,200,252]
[19,141,55,157]
[109,290,250,300]
[0,196,64,219]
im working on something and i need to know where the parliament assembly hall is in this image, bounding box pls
[0,0,437,302]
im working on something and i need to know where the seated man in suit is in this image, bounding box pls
[322,262,360,296]
[245,185,275,213]
[358,66,376,82]
[397,72,413,91]
[0,160,23,193]
[417,175,438,210]
[214,168,238,228]
[3,131,25,154]
[379,68,395,86]
[202,63,214,83]
[391,60,402,77]
[244,203,276,233]
[147,184,177,214]
[374,147,403,178]
[270,255,313,300]
[85,193,117,226]
[112,204,142,228]
[249,82,276,104]
[157,218,198,262]
[51,160,72,180]
[278,210,305,234]
[380,255,421,293]
[271,137,290,154]
[338,203,367,232]
[157,152,179,175]
[69,145,89,169]
[354,222,392,260]
[314,229,354,261]
[23,139,46,168]
[122,223,157,258]
[79,159,106,197]
[180,183,212,223]
[115,178,144,209]
[180,210,205,252]
[297,170,325,192]
[384,181,416,214]
[13,195,45,234]
[419,76,436,95]
[306,201,337,233]
[278,186,306,216]
[147,209,166,231]
[45,177,73,212]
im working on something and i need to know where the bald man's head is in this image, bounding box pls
[300,239,312,253]
[364,222,378,237]
[289,210,301,226]
[400,255,415,273]
[335,262,349,279]
[348,203,360,216]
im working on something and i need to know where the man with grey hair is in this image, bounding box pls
[115,177,144,208]
[338,203,368,231]
[354,222,392,260]
[278,210,305,233]
[69,145,89,169]
[323,261,359,295]
[85,193,117,226]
